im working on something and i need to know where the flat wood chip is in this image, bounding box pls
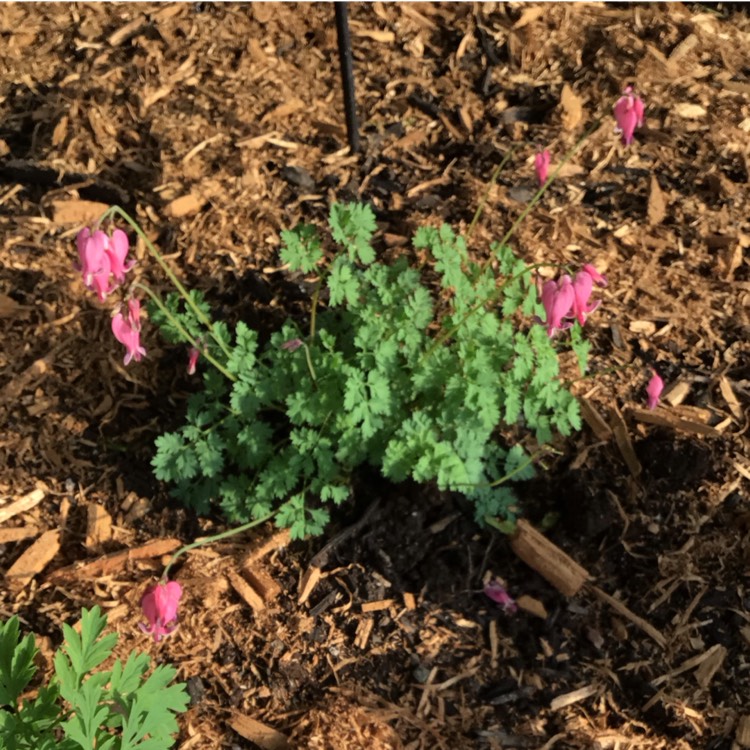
[229,710,289,750]
[0,487,46,524]
[85,502,113,549]
[510,520,591,597]
[47,537,181,581]
[6,529,61,590]
[0,525,40,543]
[227,568,265,612]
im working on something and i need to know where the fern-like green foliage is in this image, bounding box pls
[151,203,589,538]
[0,608,188,750]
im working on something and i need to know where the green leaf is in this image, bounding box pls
[504,445,536,481]
[327,256,360,307]
[280,223,323,273]
[329,203,377,265]
[152,432,199,483]
[194,432,225,478]
[0,617,38,709]
[227,322,258,377]
[56,608,117,687]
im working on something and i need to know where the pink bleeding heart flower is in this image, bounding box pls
[112,299,146,365]
[569,270,601,326]
[187,346,200,375]
[538,275,575,337]
[613,85,645,146]
[534,148,551,187]
[582,263,607,288]
[483,580,517,614]
[139,580,183,642]
[90,250,113,303]
[77,228,108,287]
[105,228,135,284]
[646,369,664,410]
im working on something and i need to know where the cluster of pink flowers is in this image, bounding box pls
[140,579,183,642]
[76,227,134,302]
[537,263,607,338]
[76,226,146,366]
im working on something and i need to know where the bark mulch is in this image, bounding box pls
[1,3,749,749]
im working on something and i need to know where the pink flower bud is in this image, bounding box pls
[281,338,304,352]
[613,86,645,146]
[187,347,200,375]
[139,580,183,642]
[646,370,664,410]
[534,149,551,187]
[539,275,574,337]
[570,270,601,326]
[483,580,517,613]
[581,263,607,288]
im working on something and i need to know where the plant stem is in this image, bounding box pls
[162,512,275,581]
[302,342,317,384]
[466,146,516,243]
[497,118,602,251]
[101,205,233,360]
[133,283,236,382]
[562,361,639,388]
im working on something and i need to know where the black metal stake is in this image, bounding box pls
[335,3,360,154]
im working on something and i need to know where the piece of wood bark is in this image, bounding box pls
[47,538,181,581]
[0,526,40,543]
[0,488,45,524]
[227,569,265,612]
[85,502,113,549]
[229,711,289,750]
[6,530,61,591]
[510,520,591,596]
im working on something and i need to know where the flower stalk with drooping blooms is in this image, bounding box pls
[140,579,183,642]
[112,298,147,365]
[534,148,551,187]
[613,85,645,146]
[646,369,664,409]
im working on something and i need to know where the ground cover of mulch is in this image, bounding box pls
[1,3,749,749]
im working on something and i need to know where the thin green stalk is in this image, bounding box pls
[162,512,274,581]
[450,447,553,490]
[497,118,601,251]
[466,146,516,243]
[134,283,236,382]
[562,361,639,388]
[302,342,317,384]
[418,259,556,368]
[101,205,233,360]
[420,120,602,367]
